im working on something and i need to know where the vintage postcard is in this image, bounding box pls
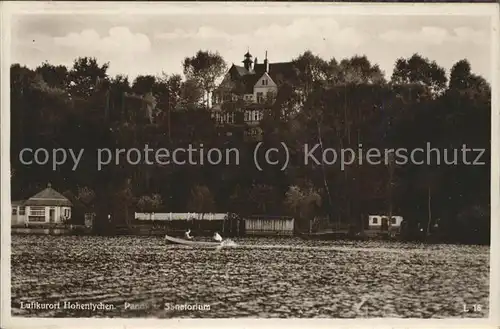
[1,1,499,329]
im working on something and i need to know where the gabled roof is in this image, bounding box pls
[254,62,296,85]
[220,60,296,95]
[24,183,73,207]
[241,74,261,94]
[253,72,278,89]
[233,65,251,77]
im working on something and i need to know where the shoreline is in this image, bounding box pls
[9,230,490,246]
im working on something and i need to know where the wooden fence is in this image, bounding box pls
[244,215,295,236]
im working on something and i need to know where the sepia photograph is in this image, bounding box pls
[1,1,499,328]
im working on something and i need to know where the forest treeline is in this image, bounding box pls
[10,50,491,243]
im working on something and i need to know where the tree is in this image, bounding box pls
[132,75,156,94]
[35,62,69,89]
[229,185,249,215]
[292,50,330,90]
[248,184,280,214]
[183,50,227,108]
[449,59,490,100]
[449,59,472,90]
[76,186,96,208]
[391,53,447,97]
[284,185,322,232]
[108,75,131,122]
[137,194,163,212]
[156,73,182,111]
[338,55,385,85]
[179,78,204,109]
[111,179,136,226]
[69,57,109,98]
[187,185,216,216]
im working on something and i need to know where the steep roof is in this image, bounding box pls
[233,65,251,77]
[24,183,73,207]
[241,74,262,94]
[254,62,296,85]
[224,62,295,95]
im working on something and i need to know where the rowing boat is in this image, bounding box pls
[164,234,223,247]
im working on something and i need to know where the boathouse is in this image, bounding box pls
[134,212,295,236]
[11,183,73,226]
[243,215,295,236]
[134,212,243,237]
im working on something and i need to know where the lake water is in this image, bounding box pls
[11,235,490,318]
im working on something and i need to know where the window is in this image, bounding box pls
[391,217,397,224]
[215,112,222,124]
[251,110,263,121]
[30,206,45,216]
[252,110,259,122]
[12,207,17,215]
[262,79,268,86]
[29,206,46,222]
[64,208,71,218]
[257,92,264,103]
[19,207,25,215]
[372,217,378,224]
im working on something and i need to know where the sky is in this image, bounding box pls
[10,11,493,82]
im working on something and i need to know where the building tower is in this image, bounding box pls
[243,50,253,71]
[263,51,269,73]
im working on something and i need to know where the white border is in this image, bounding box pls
[1,2,499,329]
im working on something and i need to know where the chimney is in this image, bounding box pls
[255,57,258,65]
[264,51,269,73]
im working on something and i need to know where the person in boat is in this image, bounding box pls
[213,231,223,242]
[184,229,193,240]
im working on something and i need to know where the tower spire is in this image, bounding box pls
[243,48,253,71]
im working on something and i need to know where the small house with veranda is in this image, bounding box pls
[11,183,72,226]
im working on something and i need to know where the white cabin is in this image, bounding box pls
[368,215,404,228]
[12,183,72,226]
